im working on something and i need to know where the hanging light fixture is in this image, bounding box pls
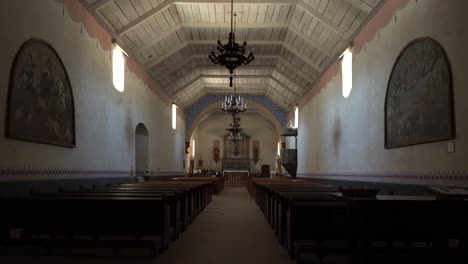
[226,115,243,156]
[221,72,247,115]
[209,0,254,74]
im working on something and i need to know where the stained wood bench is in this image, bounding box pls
[51,190,182,241]
[86,187,190,232]
[251,179,468,263]
[0,196,170,256]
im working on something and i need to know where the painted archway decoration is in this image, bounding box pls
[186,99,284,141]
[185,95,287,140]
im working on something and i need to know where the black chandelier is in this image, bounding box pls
[208,0,254,74]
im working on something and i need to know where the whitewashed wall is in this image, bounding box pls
[297,0,468,185]
[193,114,279,173]
[0,0,185,180]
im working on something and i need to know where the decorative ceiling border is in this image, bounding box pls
[185,95,287,139]
[63,0,177,112]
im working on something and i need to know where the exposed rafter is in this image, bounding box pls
[82,0,384,110]
[146,41,321,75]
[151,54,316,85]
[287,24,332,55]
[177,85,290,110]
[145,41,283,69]
[281,43,323,72]
[161,65,308,93]
[90,0,113,10]
[346,0,373,13]
[136,23,288,54]
[115,1,173,36]
[171,74,301,98]
[296,1,351,39]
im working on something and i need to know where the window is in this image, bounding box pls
[192,139,196,157]
[277,142,281,156]
[341,48,353,98]
[172,103,178,130]
[112,43,125,92]
[293,106,299,128]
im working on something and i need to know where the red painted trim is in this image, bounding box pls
[299,0,411,107]
[63,0,176,109]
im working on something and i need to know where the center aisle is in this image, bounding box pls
[155,186,294,264]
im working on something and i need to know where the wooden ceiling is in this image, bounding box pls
[82,0,384,110]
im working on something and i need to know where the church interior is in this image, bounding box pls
[1,0,468,263]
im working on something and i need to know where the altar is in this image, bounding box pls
[222,158,250,171]
[223,169,249,184]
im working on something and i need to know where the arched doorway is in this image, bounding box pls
[135,123,149,175]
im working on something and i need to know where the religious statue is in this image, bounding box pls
[277,155,283,175]
[189,156,194,174]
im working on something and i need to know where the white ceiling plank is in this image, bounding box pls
[82,0,383,110]
[116,1,172,36]
[91,0,114,10]
[345,0,372,13]
[145,40,283,68]
[296,1,351,39]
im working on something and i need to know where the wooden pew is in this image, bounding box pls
[87,187,189,232]
[346,195,467,263]
[121,181,212,216]
[0,196,170,256]
[183,176,224,194]
[51,189,182,242]
[251,179,468,263]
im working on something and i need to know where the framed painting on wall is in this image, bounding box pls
[385,38,454,149]
[6,39,75,148]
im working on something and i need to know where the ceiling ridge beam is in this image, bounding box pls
[175,0,295,4]
[115,0,296,37]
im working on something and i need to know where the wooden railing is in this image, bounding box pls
[224,171,249,184]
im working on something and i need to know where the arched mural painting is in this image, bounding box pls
[385,38,454,148]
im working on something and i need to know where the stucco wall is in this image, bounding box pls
[297,0,468,186]
[0,0,185,180]
[193,114,279,173]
